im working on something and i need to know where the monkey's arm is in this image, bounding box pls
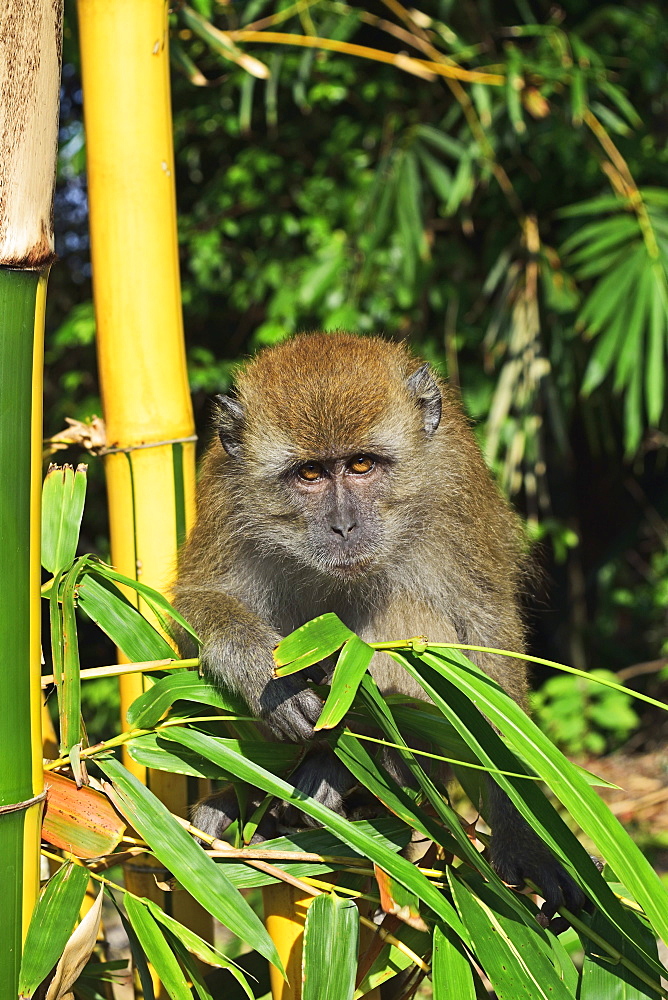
[172,587,323,741]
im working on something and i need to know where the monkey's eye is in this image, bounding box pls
[347,455,375,475]
[297,461,324,482]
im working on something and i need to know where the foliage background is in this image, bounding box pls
[47,0,668,751]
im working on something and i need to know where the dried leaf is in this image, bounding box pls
[45,887,103,1000]
[42,771,126,859]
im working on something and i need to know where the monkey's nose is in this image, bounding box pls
[331,520,357,539]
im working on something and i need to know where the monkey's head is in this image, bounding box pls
[214,334,444,580]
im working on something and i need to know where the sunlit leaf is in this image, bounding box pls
[124,896,192,1000]
[274,613,354,672]
[163,726,470,943]
[303,893,359,1000]
[41,464,87,575]
[98,757,283,972]
[19,863,90,997]
[315,635,374,730]
[432,923,477,1000]
[126,671,244,728]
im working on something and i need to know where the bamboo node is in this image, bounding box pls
[0,790,46,816]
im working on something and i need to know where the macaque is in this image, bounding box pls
[173,332,584,920]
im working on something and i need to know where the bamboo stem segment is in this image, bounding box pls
[0,2,63,993]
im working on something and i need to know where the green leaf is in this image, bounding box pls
[116,905,155,1000]
[274,613,354,673]
[126,671,244,728]
[41,464,87,575]
[396,149,426,284]
[98,757,283,973]
[18,862,90,996]
[124,896,192,1000]
[163,726,470,943]
[128,731,301,780]
[408,649,668,965]
[59,557,84,752]
[645,265,668,423]
[449,871,574,1000]
[93,562,199,646]
[315,635,374,730]
[333,731,462,859]
[354,925,430,998]
[506,44,525,134]
[144,898,253,996]
[303,893,359,1000]
[562,215,637,260]
[579,907,662,1000]
[432,923,477,1000]
[200,817,411,890]
[415,124,465,160]
[415,144,453,205]
[77,573,175,661]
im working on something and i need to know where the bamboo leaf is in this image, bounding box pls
[449,872,574,1000]
[77,574,175,661]
[581,310,629,395]
[163,726,470,942]
[198,817,411,890]
[128,731,300,780]
[333,731,461,859]
[41,464,87,575]
[432,923,477,1000]
[561,215,637,258]
[408,649,668,961]
[396,148,426,284]
[126,671,245,728]
[415,144,453,205]
[180,5,269,78]
[145,898,251,987]
[645,265,668,423]
[559,195,630,218]
[273,613,354,672]
[506,45,525,133]
[414,125,465,160]
[92,563,199,646]
[302,893,359,1000]
[445,155,473,215]
[124,896,192,1000]
[579,908,661,1000]
[116,907,155,1000]
[97,757,284,972]
[315,635,374,730]
[18,863,90,997]
[59,558,83,752]
[623,354,643,455]
[44,887,103,1000]
[42,771,126,859]
[612,263,650,393]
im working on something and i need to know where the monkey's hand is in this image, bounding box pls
[487,782,585,931]
[490,828,585,932]
[196,613,324,743]
[258,675,324,742]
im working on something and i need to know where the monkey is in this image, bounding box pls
[173,331,585,924]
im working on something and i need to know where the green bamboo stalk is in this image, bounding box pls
[0,2,63,995]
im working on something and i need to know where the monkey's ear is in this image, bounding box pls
[213,394,245,458]
[406,363,442,437]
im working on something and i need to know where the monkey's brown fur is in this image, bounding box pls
[174,332,583,921]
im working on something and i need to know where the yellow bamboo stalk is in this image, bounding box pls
[76,0,208,949]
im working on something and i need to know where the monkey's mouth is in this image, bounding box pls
[324,554,376,578]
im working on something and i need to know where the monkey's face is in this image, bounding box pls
[281,452,389,578]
